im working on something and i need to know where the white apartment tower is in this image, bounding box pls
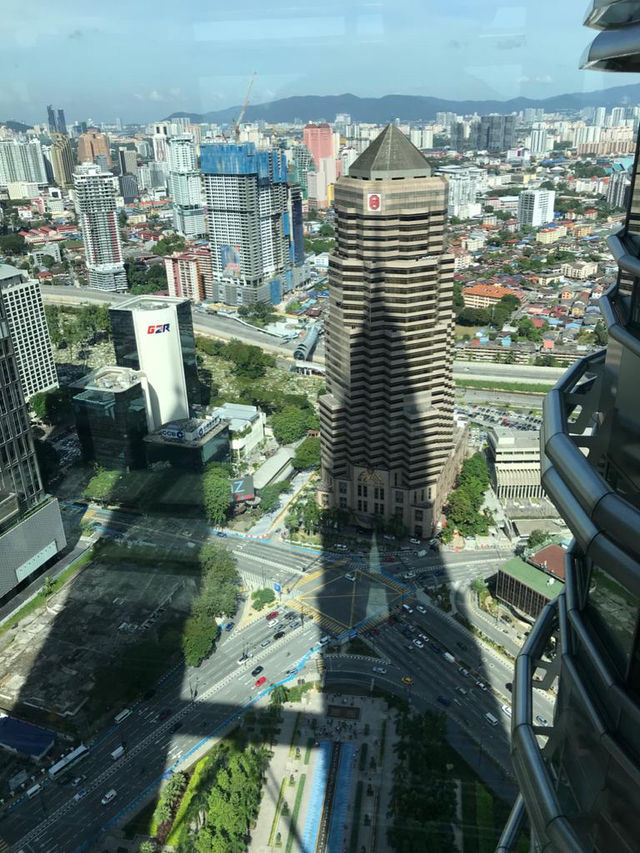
[168,135,206,239]
[0,265,58,399]
[73,162,128,292]
[0,139,47,186]
[517,189,556,227]
[529,123,548,156]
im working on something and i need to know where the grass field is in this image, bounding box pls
[456,378,554,394]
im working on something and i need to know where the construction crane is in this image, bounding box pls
[232,72,256,143]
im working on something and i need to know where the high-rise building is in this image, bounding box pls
[529,123,548,156]
[500,5,640,851]
[47,105,57,134]
[200,142,292,305]
[610,105,626,126]
[109,295,199,430]
[318,125,457,537]
[73,162,128,292]
[118,173,139,204]
[594,106,607,126]
[56,109,67,136]
[50,133,74,187]
[164,251,207,302]
[167,135,205,239]
[0,265,58,399]
[517,188,555,227]
[77,129,111,166]
[436,165,482,218]
[0,293,66,604]
[152,122,170,162]
[118,148,138,176]
[303,123,334,167]
[291,143,315,198]
[606,168,632,209]
[479,114,516,152]
[0,139,47,186]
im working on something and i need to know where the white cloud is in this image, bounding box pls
[518,74,553,84]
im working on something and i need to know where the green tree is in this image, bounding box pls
[528,529,549,550]
[30,387,74,425]
[40,254,56,268]
[251,588,276,611]
[118,211,128,228]
[270,685,289,707]
[0,233,26,255]
[182,612,220,666]
[292,436,321,470]
[259,480,291,513]
[271,407,317,444]
[151,234,187,256]
[593,319,608,346]
[202,465,232,525]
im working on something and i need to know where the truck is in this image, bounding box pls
[110,745,125,760]
[443,652,455,664]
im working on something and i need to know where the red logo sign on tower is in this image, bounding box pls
[367,193,382,212]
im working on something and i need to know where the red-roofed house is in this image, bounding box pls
[530,544,566,581]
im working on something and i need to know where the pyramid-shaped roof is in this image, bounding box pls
[349,124,431,180]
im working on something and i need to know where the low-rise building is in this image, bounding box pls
[210,402,266,459]
[144,416,230,472]
[253,447,296,492]
[462,283,517,309]
[560,260,598,280]
[495,557,564,620]
[488,426,544,500]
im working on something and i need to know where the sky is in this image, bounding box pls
[1,0,636,124]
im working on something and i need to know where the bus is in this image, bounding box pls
[48,744,90,780]
[114,708,132,724]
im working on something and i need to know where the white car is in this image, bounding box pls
[101,789,117,806]
[372,666,387,674]
[402,571,416,580]
[416,604,426,614]
[345,573,356,582]
[412,638,424,648]
[335,544,348,551]
[409,538,421,544]
[319,635,331,645]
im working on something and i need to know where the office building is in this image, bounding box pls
[109,295,199,430]
[152,122,170,162]
[47,105,57,134]
[0,265,58,399]
[118,173,138,204]
[144,415,231,472]
[479,114,516,152]
[487,426,543,501]
[0,139,47,186]
[168,135,205,239]
[77,129,111,166]
[74,162,127,292]
[318,125,457,537]
[517,188,555,227]
[288,184,305,268]
[436,165,482,218]
[56,109,67,136]
[606,168,631,209]
[495,557,564,620]
[118,148,138,176]
[500,6,640,851]
[303,123,334,166]
[72,366,149,471]
[0,293,66,603]
[50,133,74,187]
[201,142,292,305]
[291,143,315,198]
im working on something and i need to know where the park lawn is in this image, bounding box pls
[455,378,554,394]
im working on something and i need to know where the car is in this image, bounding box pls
[335,544,348,551]
[535,714,549,726]
[412,639,424,648]
[385,556,396,563]
[402,571,416,580]
[237,654,249,664]
[215,531,227,538]
[251,666,264,677]
[458,667,469,677]
[266,611,280,621]
[409,538,421,544]
[73,790,88,803]
[345,572,356,582]
[274,631,285,640]
[254,676,267,689]
[225,622,235,632]
[260,638,271,648]
[455,686,468,696]
[456,641,468,651]
[283,611,295,620]
[71,776,86,787]
[401,603,413,614]
[416,604,426,614]
[430,643,441,654]
[101,789,117,806]
[171,722,182,733]
[475,681,487,691]
[372,666,387,674]
[159,708,172,722]
[270,621,281,631]
[401,676,414,686]
[289,620,301,629]
[383,534,395,541]
[285,667,297,675]
[319,635,331,645]
[437,695,452,707]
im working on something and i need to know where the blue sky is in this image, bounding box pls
[1,0,635,124]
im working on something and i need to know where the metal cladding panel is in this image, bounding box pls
[0,499,66,599]
[132,307,189,430]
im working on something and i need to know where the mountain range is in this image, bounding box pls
[167,83,640,125]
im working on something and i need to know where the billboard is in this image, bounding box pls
[220,244,242,278]
[230,476,255,504]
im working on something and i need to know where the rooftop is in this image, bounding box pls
[499,557,564,599]
[530,544,567,581]
[488,426,541,450]
[349,124,432,180]
[114,294,189,312]
[73,366,143,393]
[0,264,24,284]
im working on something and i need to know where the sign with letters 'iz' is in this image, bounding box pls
[367,193,382,212]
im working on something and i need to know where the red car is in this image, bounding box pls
[266,611,279,621]
[254,676,267,689]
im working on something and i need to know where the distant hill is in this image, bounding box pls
[167,83,640,124]
[1,120,33,133]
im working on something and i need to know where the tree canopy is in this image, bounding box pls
[292,436,321,470]
[202,464,232,525]
[442,452,493,541]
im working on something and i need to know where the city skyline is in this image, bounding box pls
[2,0,636,124]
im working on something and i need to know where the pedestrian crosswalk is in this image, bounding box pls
[286,598,347,636]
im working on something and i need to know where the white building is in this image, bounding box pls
[594,107,606,127]
[109,295,198,430]
[488,426,544,500]
[73,162,128,292]
[572,124,601,148]
[168,135,205,239]
[529,123,548,156]
[607,170,631,208]
[517,189,556,228]
[210,402,266,459]
[0,139,47,186]
[437,165,485,218]
[340,147,358,175]
[31,242,62,266]
[152,122,170,162]
[0,265,58,399]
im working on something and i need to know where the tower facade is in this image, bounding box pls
[0,139,47,186]
[73,162,128,292]
[501,4,640,851]
[318,125,455,537]
[200,142,292,305]
[50,133,74,187]
[0,265,58,399]
[77,130,111,166]
[168,135,205,239]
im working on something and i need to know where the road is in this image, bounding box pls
[40,285,568,385]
